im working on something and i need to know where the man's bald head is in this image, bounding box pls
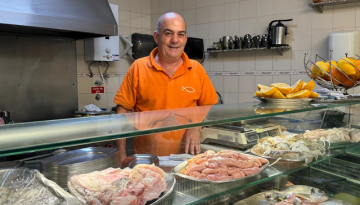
[156,12,187,34]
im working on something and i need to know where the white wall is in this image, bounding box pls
[150,0,360,103]
[76,0,151,110]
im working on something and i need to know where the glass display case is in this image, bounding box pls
[1,101,360,205]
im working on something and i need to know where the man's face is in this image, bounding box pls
[154,14,187,61]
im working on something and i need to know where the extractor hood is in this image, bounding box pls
[0,0,118,39]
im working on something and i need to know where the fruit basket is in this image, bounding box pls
[304,50,360,94]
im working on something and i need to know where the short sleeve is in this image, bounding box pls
[113,62,139,110]
[196,63,218,106]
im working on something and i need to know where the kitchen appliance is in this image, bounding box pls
[261,34,269,48]
[267,19,293,47]
[200,124,282,150]
[234,35,241,49]
[243,34,253,48]
[0,0,118,39]
[329,31,360,61]
[252,35,261,48]
[85,4,119,62]
[184,37,205,60]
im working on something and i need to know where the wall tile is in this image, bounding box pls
[150,0,159,14]
[333,4,356,29]
[239,76,255,92]
[356,5,360,27]
[105,77,121,93]
[224,20,240,36]
[310,49,329,62]
[224,76,239,92]
[77,56,91,73]
[239,52,256,71]
[210,22,224,39]
[291,74,310,84]
[202,54,210,71]
[273,75,291,85]
[240,17,256,36]
[171,0,183,11]
[142,14,151,30]
[273,50,292,70]
[151,14,161,30]
[119,25,131,35]
[196,7,210,24]
[94,93,109,109]
[292,12,312,31]
[158,0,171,14]
[209,76,224,92]
[292,50,311,71]
[257,0,274,17]
[292,30,312,51]
[256,51,273,70]
[238,92,254,103]
[109,0,118,5]
[119,10,131,27]
[256,15,273,35]
[183,0,196,10]
[78,77,93,94]
[274,13,293,22]
[225,0,239,3]
[223,93,239,104]
[119,58,133,72]
[131,12,142,28]
[209,54,224,71]
[187,25,196,37]
[225,2,240,21]
[256,76,273,87]
[130,0,142,13]
[142,0,151,14]
[196,0,210,8]
[274,0,293,15]
[293,0,313,13]
[210,5,225,23]
[209,0,224,6]
[76,40,84,56]
[196,24,210,39]
[118,0,130,11]
[223,53,240,71]
[107,92,118,109]
[311,29,332,50]
[312,6,333,30]
[183,9,196,26]
[240,0,257,19]
[78,94,94,110]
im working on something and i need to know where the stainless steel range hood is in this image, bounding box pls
[0,0,118,39]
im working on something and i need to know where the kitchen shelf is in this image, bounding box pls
[309,0,359,13]
[206,46,291,59]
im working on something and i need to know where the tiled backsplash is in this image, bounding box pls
[77,0,360,110]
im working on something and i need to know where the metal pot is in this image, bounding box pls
[267,19,293,47]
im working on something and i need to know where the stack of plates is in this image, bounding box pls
[41,147,117,190]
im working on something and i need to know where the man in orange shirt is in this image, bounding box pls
[113,12,218,162]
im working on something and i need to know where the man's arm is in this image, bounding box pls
[115,105,132,166]
[183,127,202,155]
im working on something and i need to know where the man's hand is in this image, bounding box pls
[183,127,201,155]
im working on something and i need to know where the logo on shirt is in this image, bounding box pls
[182,86,195,93]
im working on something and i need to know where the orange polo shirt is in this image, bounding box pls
[114,48,218,156]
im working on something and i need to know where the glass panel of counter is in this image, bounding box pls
[1,101,360,157]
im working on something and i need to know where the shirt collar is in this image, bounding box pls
[147,48,192,70]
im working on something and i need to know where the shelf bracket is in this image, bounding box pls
[276,48,284,56]
[316,5,324,13]
[210,52,218,59]
[119,34,134,60]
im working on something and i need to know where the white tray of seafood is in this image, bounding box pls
[234,185,350,205]
[251,134,326,164]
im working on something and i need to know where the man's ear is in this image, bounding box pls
[153,31,159,44]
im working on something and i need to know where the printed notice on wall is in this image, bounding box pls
[91,87,105,94]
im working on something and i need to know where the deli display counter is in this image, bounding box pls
[1,101,360,205]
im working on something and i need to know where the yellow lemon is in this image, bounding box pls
[338,57,356,76]
[310,91,319,98]
[286,89,311,98]
[260,86,277,97]
[254,91,264,98]
[271,83,292,95]
[302,80,315,91]
[311,61,329,78]
[290,79,303,94]
[257,84,268,91]
[272,89,286,98]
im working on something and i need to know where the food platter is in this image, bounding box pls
[173,153,269,183]
[250,149,306,162]
[254,97,314,104]
[149,173,176,205]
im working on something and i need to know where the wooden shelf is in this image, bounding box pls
[206,46,291,59]
[309,0,359,13]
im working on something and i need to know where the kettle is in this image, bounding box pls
[267,19,293,47]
